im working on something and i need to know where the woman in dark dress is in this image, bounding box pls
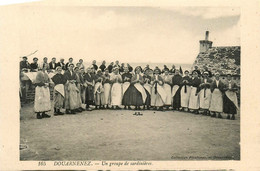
[188,70,201,114]
[180,70,192,112]
[121,66,133,109]
[122,66,146,110]
[143,68,152,110]
[84,67,95,111]
[52,66,66,115]
[172,69,183,110]
[223,74,239,120]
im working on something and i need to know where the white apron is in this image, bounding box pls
[104,83,111,105]
[199,88,212,109]
[111,83,122,106]
[163,83,172,105]
[188,86,199,110]
[134,83,147,103]
[34,86,51,112]
[209,88,223,112]
[181,85,191,108]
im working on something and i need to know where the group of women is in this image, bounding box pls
[33,63,239,120]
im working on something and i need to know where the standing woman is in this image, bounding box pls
[110,66,123,109]
[223,74,239,120]
[209,72,225,118]
[34,64,52,119]
[74,67,83,112]
[51,66,66,116]
[94,70,106,109]
[199,71,213,115]
[103,68,111,109]
[79,68,86,105]
[171,69,183,111]
[188,70,201,114]
[121,66,133,109]
[64,64,79,114]
[143,68,152,110]
[162,68,172,110]
[123,66,147,110]
[151,68,166,111]
[84,67,95,111]
[180,70,192,112]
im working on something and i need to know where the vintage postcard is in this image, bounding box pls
[0,0,260,170]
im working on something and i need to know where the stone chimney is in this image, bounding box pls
[199,31,213,53]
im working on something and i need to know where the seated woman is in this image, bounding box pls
[123,66,147,110]
[94,70,106,109]
[121,66,133,109]
[34,64,52,119]
[110,66,123,109]
[51,66,66,115]
[151,68,166,111]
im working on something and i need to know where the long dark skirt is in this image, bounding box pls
[122,85,143,106]
[172,88,181,109]
[223,93,237,114]
[144,89,151,106]
[85,86,95,105]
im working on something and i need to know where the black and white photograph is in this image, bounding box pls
[16,4,242,161]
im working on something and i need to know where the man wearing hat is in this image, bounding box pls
[49,57,58,71]
[170,64,176,75]
[65,57,74,70]
[30,57,39,72]
[40,57,49,70]
[209,72,225,118]
[20,56,31,71]
[57,58,66,70]
[199,71,213,115]
[99,60,106,72]
[20,56,31,103]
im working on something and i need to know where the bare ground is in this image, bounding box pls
[20,103,240,160]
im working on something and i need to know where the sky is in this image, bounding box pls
[16,5,240,64]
